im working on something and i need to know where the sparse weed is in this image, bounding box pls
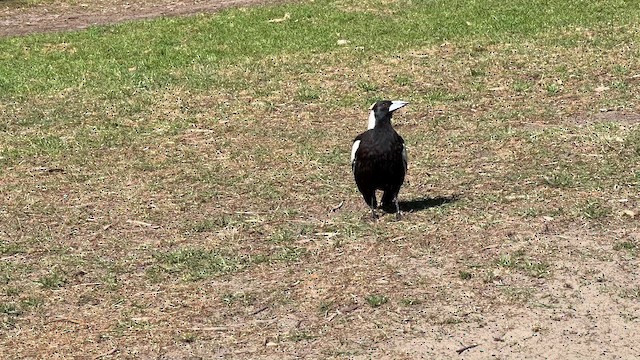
[496,254,516,268]
[4,287,20,296]
[296,86,320,101]
[288,330,315,342]
[394,74,413,86]
[0,303,21,316]
[37,271,67,289]
[179,332,197,343]
[459,271,473,280]
[546,83,561,95]
[619,287,640,299]
[495,252,551,278]
[400,298,422,306]
[512,80,532,93]
[0,242,24,256]
[222,292,255,307]
[470,68,486,77]
[440,317,463,325]
[357,81,378,92]
[269,229,296,244]
[626,129,640,155]
[501,287,534,303]
[521,260,551,279]
[318,300,334,315]
[613,241,637,255]
[581,200,611,220]
[191,219,219,233]
[613,65,629,75]
[152,248,249,281]
[543,171,574,188]
[365,295,388,308]
[273,246,306,262]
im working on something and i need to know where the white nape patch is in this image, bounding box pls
[402,144,408,170]
[367,110,376,130]
[389,100,409,112]
[351,140,361,163]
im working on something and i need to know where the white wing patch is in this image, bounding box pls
[351,140,361,164]
[402,144,408,171]
[367,110,376,130]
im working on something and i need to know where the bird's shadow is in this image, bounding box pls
[399,194,460,213]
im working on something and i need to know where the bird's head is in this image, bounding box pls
[367,100,409,129]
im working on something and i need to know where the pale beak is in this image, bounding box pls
[389,101,409,112]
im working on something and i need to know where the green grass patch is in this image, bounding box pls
[150,245,307,281]
[496,251,551,278]
[580,200,612,220]
[37,271,67,289]
[2,0,640,98]
[0,242,25,256]
[501,286,535,303]
[614,241,637,256]
[151,248,250,281]
[365,294,388,308]
[222,292,255,307]
[0,297,42,330]
[400,298,423,306]
[288,330,316,342]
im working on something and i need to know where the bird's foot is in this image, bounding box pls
[380,202,397,214]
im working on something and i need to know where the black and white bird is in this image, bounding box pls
[351,100,409,219]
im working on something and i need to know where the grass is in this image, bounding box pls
[496,252,551,276]
[365,294,388,307]
[1,0,640,358]
[150,248,251,281]
[37,271,67,289]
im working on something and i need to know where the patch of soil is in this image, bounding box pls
[0,0,286,38]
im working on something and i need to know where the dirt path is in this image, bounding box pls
[0,0,284,37]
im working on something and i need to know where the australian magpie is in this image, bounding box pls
[351,100,409,219]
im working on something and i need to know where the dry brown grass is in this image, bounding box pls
[2,5,640,359]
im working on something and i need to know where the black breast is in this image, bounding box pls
[353,127,406,192]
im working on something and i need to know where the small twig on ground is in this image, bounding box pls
[47,317,83,325]
[456,343,480,355]
[33,167,65,173]
[189,326,230,331]
[126,219,160,229]
[493,332,507,342]
[331,200,344,212]
[389,236,406,242]
[251,306,269,316]
[190,319,276,332]
[326,312,338,322]
[94,348,117,359]
[338,304,360,314]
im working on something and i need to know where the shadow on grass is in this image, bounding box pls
[399,194,460,212]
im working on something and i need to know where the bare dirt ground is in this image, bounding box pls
[0,0,284,37]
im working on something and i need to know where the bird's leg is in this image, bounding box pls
[394,196,401,221]
[371,194,378,219]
